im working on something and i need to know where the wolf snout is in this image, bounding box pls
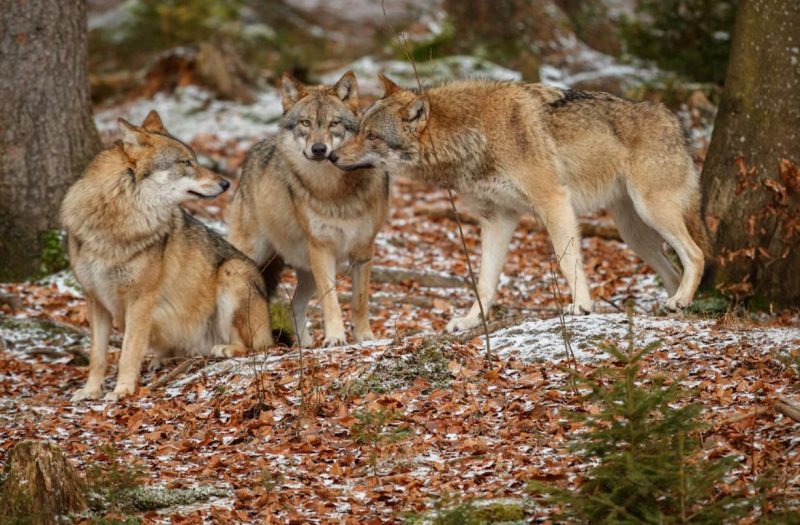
[219,179,231,192]
[328,151,339,163]
[309,143,329,159]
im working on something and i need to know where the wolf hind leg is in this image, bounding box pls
[290,269,316,347]
[626,186,704,310]
[217,259,274,358]
[609,192,681,297]
[446,212,519,333]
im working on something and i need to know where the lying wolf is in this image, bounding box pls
[228,72,388,346]
[331,75,710,331]
[61,111,272,401]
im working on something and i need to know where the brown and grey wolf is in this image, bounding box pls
[330,76,710,332]
[227,72,389,346]
[61,110,273,401]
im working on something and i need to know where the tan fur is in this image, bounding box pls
[61,111,272,402]
[332,77,707,331]
[227,72,388,346]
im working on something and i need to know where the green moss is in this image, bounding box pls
[404,496,528,525]
[269,300,295,346]
[38,229,69,278]
[339,344,452,397]
[117,485,229,512]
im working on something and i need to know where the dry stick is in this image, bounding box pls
[381,0,492,366]
[775,397,800,423]
[149,357,202,390]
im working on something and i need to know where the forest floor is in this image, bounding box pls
[2,172,800,523]
[1,77,799,522]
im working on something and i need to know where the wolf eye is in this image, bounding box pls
[300,120,311,127]
[181,159,192,166]
[330,119,341,127]
[367,132,380,141]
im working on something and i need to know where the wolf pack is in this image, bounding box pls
[61,71,710,401]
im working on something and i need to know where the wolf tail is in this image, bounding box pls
[685,203,716,288]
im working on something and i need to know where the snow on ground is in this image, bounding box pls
[491,312,800,364]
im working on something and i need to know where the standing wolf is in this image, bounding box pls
[331,76,710,332]
[227,72,388,346]
[61,111,272,401]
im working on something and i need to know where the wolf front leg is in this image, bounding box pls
[446,212,519,333]
[71,297,112,402]
[308,243,347,346]
[104,294,157,401]
[351,247,376,343]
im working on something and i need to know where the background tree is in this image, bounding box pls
[0,0,100,281]
[702,0,800,307]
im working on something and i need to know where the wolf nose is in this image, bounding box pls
[328,151,339,163]
[311,143,328,157]
[219,179,230,192]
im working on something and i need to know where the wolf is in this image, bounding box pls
[227,72,389,346]
[330,75,710,332]
[61,110,273,402]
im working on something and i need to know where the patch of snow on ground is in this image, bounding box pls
[491,313,800,364]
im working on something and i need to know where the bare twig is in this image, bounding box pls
[381,0,492,366]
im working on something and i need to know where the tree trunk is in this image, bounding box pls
[701,0,800,307]
[0,441,86,524]
[0,0,100,281]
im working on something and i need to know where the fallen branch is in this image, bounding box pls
[371,265,466,288]
[775,396,800,423]
[413,205,622,241]
[715,406,770,427]
[0,292,22,310]
[148,358,203,390]
[411,314,525,349]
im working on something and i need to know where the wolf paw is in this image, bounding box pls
[211,344,235,358]
[102,384,135,402]
[665,296,690,312]
[70,386,103,402]
[354,329,376,343]
[148,357,165,372]
[445,315,481,333]
[564,301,593,315]
[296,329,313,348]
[323,332,347,347]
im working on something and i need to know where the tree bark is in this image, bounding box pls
[0,0,101,281]
[0,441,86,524]
[701,0,800,307]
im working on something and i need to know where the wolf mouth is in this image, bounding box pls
[188,190,220,199]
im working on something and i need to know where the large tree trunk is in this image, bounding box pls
[701,0,800,308]
[0,0,100,281]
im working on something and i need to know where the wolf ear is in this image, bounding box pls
[378,73,400,98]
[118,118,148,155]
[334,70,359,109]
[141,110,166,133]
[403,97,430,134]
[281,73,306,111]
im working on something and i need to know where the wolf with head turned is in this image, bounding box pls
[61,111,273,402]
[330,75,710,332]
